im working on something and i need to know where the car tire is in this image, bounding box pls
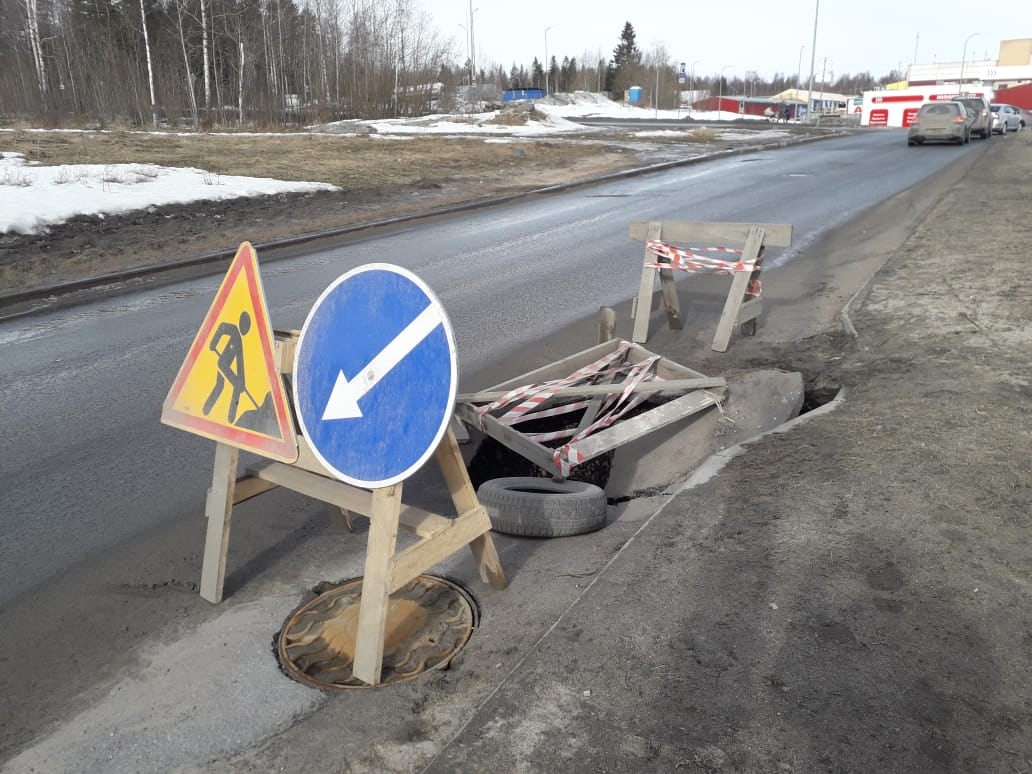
[477,477,608,538]
[907,140,916,146]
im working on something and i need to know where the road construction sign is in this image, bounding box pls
[293,263,457,488]
[161,242,298,462]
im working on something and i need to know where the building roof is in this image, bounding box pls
[770,88,854,103]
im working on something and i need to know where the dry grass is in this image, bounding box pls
[1,129,637,192]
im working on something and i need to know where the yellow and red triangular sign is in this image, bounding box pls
[161,242,298,462]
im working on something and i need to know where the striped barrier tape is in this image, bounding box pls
[645,239,763,298]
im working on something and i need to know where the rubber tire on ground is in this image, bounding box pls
[477,477,608,538]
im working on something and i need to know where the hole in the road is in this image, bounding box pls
[801,384,841,413]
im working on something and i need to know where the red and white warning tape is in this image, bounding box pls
[645,239,763,298]
[472,341,676,477]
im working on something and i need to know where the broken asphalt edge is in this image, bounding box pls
[0,130,844,322]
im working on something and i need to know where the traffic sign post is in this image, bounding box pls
[163,256,507,685]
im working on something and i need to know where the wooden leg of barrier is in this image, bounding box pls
[632,265,656,343]
[200,443,240,604]
[337,507,355,532]
[712,227,766,353]
[353,484,402,686]
[434,429,508,590]
[658,266,683,331]
[598,306,616,344]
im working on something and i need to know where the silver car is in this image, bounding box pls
[991,104,1025,134]
[908,101,970,146]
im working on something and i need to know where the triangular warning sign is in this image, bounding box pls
[161,242,298,462]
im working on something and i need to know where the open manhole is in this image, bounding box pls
[276,575,478,690]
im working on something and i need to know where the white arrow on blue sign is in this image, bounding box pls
[293,263,457,488]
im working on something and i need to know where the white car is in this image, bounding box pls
[991,104,1025,134]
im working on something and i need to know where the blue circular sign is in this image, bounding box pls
[293,264,457,488]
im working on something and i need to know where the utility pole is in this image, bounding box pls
[805,0,819,123]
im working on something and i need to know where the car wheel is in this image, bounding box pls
[477,477,608,538]
[907,139,916,146]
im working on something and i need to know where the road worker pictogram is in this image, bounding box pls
[161,242,298,462]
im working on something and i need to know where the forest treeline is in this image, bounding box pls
[0,2,899,129]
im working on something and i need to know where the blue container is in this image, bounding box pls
[628,86,643,104]
[502,88,546,102]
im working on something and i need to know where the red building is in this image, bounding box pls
[993,82,1032,109]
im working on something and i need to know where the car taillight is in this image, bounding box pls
[953,115,966,122]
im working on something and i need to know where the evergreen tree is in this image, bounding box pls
[605,21,640,93]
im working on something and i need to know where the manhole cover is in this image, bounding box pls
[277,575,477,690]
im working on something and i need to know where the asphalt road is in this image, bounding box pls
[0,130,979,607]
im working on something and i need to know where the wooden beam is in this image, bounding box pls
[389,506,493,593]
[434,429,507,590]
[598,306,616,344]
[629,220,793,246]
[477,413,557,474]
[232,474,278,506]
[567,390,722,464]
[353,484,402,686]
[712,226,766,352]
[200,443,240,604]
[457,376,726,404]
[247,461,374,516]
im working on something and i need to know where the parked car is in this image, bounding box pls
[955,96,992,139]
[908,101,970,146]
[991,104,1025,134]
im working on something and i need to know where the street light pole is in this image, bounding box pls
[544,26,554,93]
[796,45,805,90]
[959,32,980,93]
[468,2,478,101]
[718,65,733,116]
[805,0,819,123]
[687,60,700,117]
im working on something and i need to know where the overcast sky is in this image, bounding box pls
[425,0,1020,81]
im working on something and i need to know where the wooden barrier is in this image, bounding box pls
[199,329,507,686]
[629,220,793,352]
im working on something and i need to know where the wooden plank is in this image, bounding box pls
[476,340,621,392]
[200,443,240,604]
[292,435,336,477]
[273,329,300,374]
[623,345,706,380]
[458,376,725,404]
[434,428,507,589]
[478,413,558,474]
[598,306,616,344]
[398,504,453,537]
[711,226,766,353]
[389,506,493,593]
[631,224,660,343]
[248,460,374,516]
[629,220,793,247]
[353,484,402,686]
[738,297,762,323]
[232,474,278,506]
[651,222,683,332]
[450,414,470,444]
[566,390,722,464]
